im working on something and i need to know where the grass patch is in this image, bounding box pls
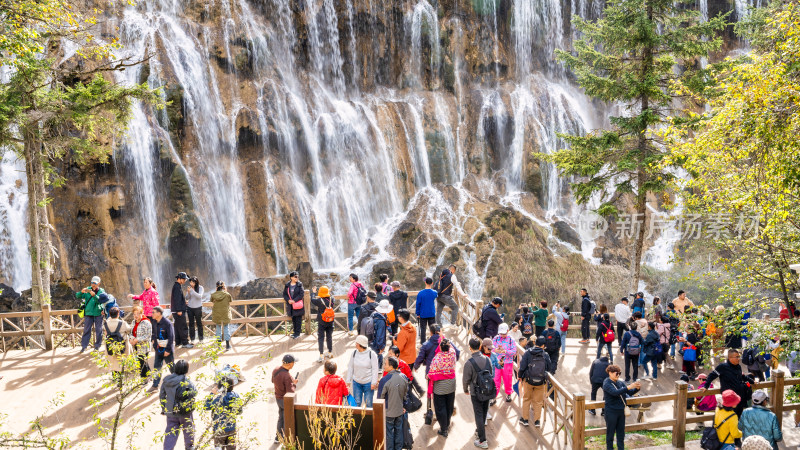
[585,428,702,449]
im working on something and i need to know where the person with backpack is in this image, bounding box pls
[739,390,782,449]
[272,354,298,444]
[347,274,366,335]
[171,272,192,349]
[315,360,350,405]
[519,306,535,342]
[542,320,562,372]
[130,305,152,379]
[204,376,241,450]
[387,281,408,336]
[346,335,380,407]
[462,336,495,449]
[603,365,641,450]
[702,349,754,417]
[580,288,593,343]
[379,273,392,297]
[283,271,305,339]
[596,313,615,363]
[588,351,611,416]
[641,322,661,380]
[311,286,336,362]
[679,328,700,380]
[666,302,681,358]
[104,306,130,378]
[656,315,672,370]
[416,277,438,345]
[77,275,106,353]
[370,300,392,367]
[710,390,742,450]
[211,281,233,351]
[357,291,378,335]
[475,297,504,339]
[150,306,175,391]
[434,265,460,326]
[621,324,643,382]
[128,277,160,325]
[160,359,197,450]
[555,305,570,355]
[614,298,632,348]
[393,309,417,366]
[518,336,553,427]
[491,323,517,403]
[743,346,769,382]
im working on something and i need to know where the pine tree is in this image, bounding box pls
[552,0,727,291]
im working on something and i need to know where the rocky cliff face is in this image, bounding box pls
[0,0,744,307]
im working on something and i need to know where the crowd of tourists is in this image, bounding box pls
[73,268,800,450]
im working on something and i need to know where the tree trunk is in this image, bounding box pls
[23,122,51,308]
[631,189,647,293]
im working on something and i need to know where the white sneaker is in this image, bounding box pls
[317,354,324,363]
[473,440,489,449]
[326,351,334,358]
[486,412,493,420]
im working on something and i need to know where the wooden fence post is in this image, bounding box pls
[42,304,53,350]
[773,370,785,430]
[573,393,585,450]
[673,380,688,449]
[303,290,312,335]
[284,393,296,442]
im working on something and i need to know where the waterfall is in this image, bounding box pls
[409,0,441,87]
[0,150,30,290]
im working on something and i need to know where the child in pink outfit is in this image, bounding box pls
[492,323,518,399]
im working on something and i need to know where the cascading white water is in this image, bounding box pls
[0,150,30,289]
[409,0,441,87]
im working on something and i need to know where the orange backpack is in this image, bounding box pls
[321,298,335,323]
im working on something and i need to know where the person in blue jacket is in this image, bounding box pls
[415,277,438,345]
[621,326,644,382]
[204,376,242,449]
[371,300,392,368]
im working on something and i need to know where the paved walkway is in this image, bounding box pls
[1,329,798,449]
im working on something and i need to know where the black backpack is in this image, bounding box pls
[175,379,197,414]
[544,330,560,353]
[742,348,756,366]
[104,321,125,355]
[354,285,367,305]
[469,357,497,402]
[700,412,734,450]
[523,350,548,385]
[472,306,489,338]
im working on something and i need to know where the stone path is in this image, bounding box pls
[1,328,798,449]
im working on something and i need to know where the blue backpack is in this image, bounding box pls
[99,293,125,318]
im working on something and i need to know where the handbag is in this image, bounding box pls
[404,388,423,413]
[622,393,631,417]
[288,287,304,310]
[346,394,357,407]
[424,397,434,425]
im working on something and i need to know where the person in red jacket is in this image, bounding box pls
[315,361,349,405]
[383,346,413,379]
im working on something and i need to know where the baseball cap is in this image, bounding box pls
[282,354,295,364]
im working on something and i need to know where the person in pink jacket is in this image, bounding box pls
[492,323,518,402]
[346,274,365,335]
[128,277,161,320]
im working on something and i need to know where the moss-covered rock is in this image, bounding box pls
[169,166,193,214]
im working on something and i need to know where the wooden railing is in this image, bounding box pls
[449,298,800,449]
[0,290,430,352]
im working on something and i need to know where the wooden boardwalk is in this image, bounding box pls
[2,328,798,449]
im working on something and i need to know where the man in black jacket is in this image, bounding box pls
[700,349,753,416]
[588,353,611,415]
[580,288,592,343]
[518,337,554,427]
[357,292,378,335]
[172,272,192,349]
[150,307,175,391]
[462,336,493,449]
[387,281,408,336]
[541,320,562,372]
[481,297,504,339]
[435,265,460,325]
